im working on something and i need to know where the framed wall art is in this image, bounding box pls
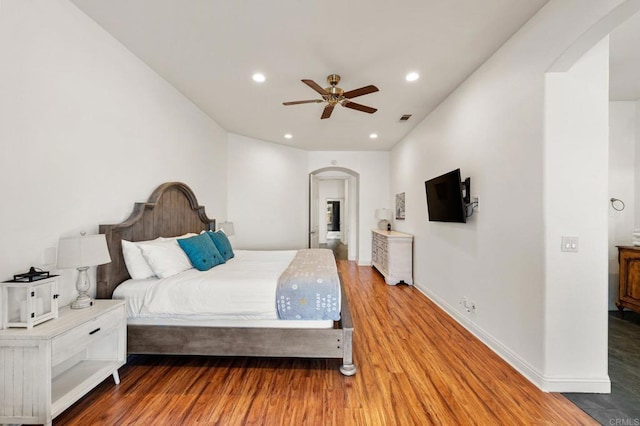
[395,192,405,220]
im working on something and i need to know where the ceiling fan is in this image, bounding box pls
[282,74,379,119]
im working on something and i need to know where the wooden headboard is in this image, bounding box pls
[96,182,215,299]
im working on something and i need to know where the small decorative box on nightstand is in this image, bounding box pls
[1,276,60,329]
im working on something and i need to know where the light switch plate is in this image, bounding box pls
[561,236,579,252]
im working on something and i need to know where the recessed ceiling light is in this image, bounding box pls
[284,133,293,139]
[369,133,378,139]
[405,72,419,82]
[252,73,266,83]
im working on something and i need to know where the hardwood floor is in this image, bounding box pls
[55,261,595,425]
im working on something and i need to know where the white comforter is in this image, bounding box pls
[114,250,296,320]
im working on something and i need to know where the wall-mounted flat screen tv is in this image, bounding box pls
[425,168,469,223]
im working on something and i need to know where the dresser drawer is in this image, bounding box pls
[52,306,123,365]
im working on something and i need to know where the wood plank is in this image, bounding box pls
[55,261,595,425]
[128,326,345,358]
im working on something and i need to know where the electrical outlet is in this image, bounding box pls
[459,297,476,313]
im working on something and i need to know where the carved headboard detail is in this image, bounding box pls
[96,182,215,298]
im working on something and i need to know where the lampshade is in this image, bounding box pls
[375,209,392,221]
[218,221,235,237]
[57,233,111,269]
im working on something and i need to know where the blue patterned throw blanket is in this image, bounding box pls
[276,249,341,320]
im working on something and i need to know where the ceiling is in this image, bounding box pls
[67,1,634,151]
[610,11,640,101]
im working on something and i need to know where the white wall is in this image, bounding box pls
[0,0,227,308]
[636,100,640,225]
[609,102,637,309]
[390,0,635,392]
[227,134,309,250]
[543,37,610,392]
[227,136,389,261]
[309,152,390,264]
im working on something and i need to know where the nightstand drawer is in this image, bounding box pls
[52,306,123,365]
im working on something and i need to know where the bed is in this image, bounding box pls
[96,182,356,375]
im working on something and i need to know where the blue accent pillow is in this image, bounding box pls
[206,231,235,261]
[177,233,225,271]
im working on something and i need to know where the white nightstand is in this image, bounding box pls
[0,299,126,426]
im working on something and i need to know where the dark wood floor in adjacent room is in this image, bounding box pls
[564,311,640,424]
[55,261,594,425]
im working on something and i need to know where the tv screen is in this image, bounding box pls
[425,169,467,223]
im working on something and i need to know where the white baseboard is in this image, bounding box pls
[542,377,611,393]
[413,281,611,394]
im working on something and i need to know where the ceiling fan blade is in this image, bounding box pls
[343,85,379,99]
[302,79,329,95]
[283,99,323,106]
[342,101,377,114]
[321,105,335,119]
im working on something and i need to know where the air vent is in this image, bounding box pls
[399,114,412,121]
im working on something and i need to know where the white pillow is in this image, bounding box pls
[122,239,159,279]
[138,239,193,278]
[161,233,197,241]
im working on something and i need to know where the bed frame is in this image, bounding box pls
[96,182,356,375]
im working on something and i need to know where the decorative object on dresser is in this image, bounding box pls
[371,229,413,285]
[1,275,59,329]
[375,208,393,231]
[616,246,640,316]
[57,232,111,309]
[0,299,126,426]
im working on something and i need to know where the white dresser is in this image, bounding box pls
[0,300,126,426]
[371,229,413,285]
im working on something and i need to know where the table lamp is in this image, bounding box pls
[218,221,235,236]
[57,232,111,309]
[375,209,392,231]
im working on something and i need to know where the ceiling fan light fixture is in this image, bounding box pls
[283,74,379,119]
[252,73,266,83]
[405,72,419,82]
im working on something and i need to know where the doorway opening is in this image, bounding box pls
[326,199,342,234]
[309,167,360,263]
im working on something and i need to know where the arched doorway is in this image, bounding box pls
[309,167,360,263]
